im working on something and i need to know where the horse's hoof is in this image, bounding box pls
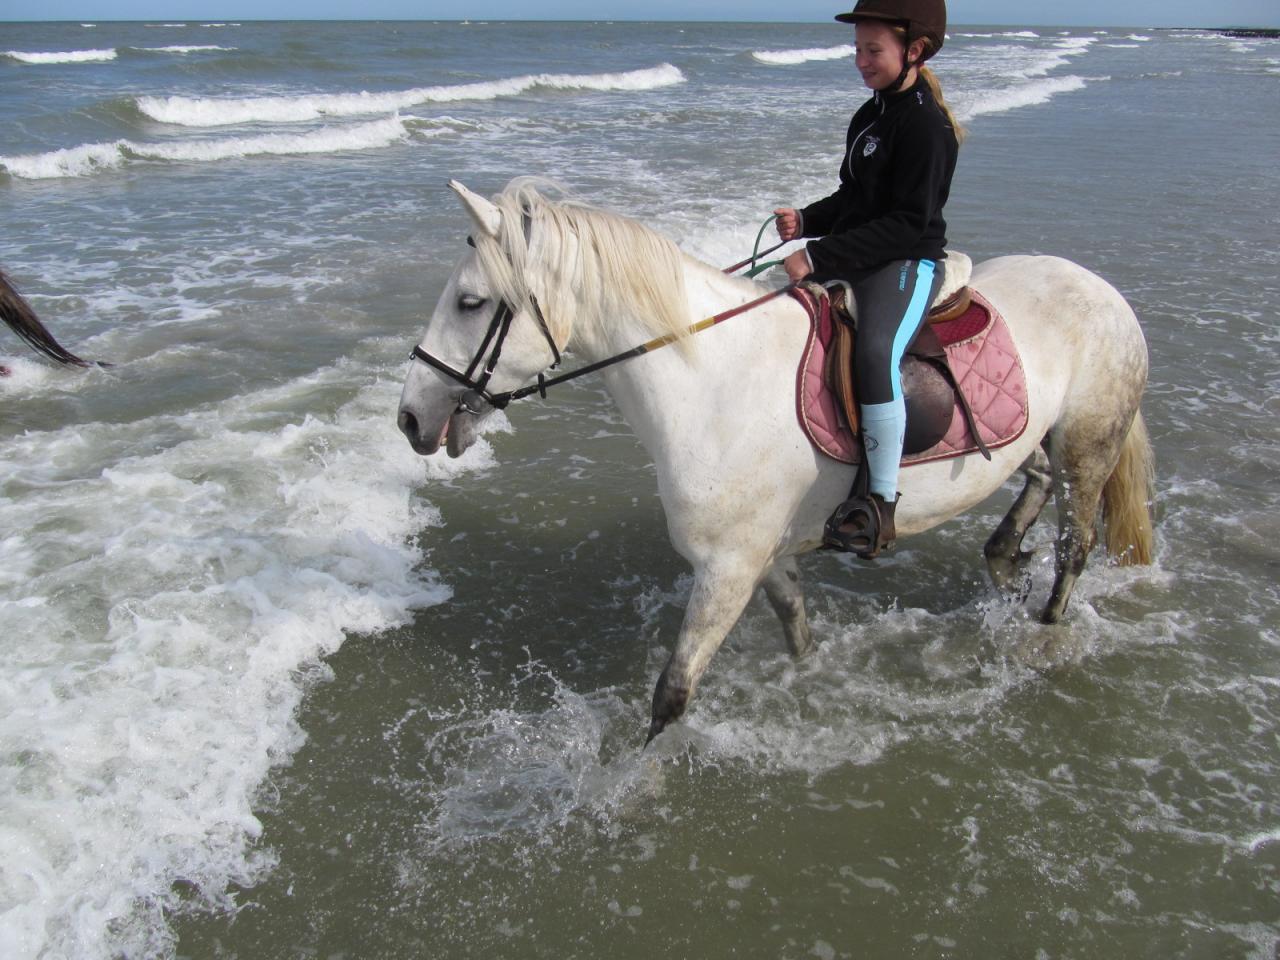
[647,671,689,747]
[644,718,665,748]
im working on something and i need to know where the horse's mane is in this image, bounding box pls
[472,178,700,352]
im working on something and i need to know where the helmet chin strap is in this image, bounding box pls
[889,50,917,93]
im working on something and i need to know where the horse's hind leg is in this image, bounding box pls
[984,446,1052,594]
[761,556,815,657]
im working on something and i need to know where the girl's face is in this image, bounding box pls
[855,20,910,91]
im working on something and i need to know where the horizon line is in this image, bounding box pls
[1,17,1271,27]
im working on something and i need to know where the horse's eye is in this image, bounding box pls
[458,293,487,311]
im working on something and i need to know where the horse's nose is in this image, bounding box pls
[397,408,419,442]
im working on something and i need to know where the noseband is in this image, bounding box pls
[409,286,561,413]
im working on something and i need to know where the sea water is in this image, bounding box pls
[1,19,1278,960]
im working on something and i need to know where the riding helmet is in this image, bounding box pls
[834,0,947,60]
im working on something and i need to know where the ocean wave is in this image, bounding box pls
[0,370,494,959]
[1013,36,1096,78]
[957,31,1040,40]
[134,62,686,127]
[751,44,855,66]
[955,75,1091,122]
[0,116,412,180]
[133,44,235,54]
[3,47,117,64]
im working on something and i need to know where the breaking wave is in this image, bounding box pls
[0,115,413,180]
[955,74,1092,122]
[3,47,117,63]
[134,44,235,54]
[135,63,686,127]
[752,44,855,66]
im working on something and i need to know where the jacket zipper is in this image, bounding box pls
[847,95,886,182]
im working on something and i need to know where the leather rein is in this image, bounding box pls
[407,225,794,414]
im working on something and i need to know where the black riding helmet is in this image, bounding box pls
[835,0,946,92]
[835,0,947,62]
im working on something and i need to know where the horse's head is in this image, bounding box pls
[397,180,565,458]
[399,178,692,458]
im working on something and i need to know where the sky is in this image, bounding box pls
[1,0,1277,27]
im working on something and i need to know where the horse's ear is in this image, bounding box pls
[449,180,502,240]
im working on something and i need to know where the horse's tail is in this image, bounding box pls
[1101,408,1156,566]
[0,268,95,367]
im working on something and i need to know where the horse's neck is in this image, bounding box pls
[580,259,803,465]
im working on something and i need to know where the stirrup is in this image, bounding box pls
[823,494,895,559]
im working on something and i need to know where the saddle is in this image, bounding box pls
[817,258,990,460]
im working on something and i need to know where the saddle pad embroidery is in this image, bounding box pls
[792,286,1029,466]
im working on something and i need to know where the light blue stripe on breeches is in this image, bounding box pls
[861,259,936,500]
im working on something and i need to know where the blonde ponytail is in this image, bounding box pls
[889,25,966,146]
[920,65,966,145]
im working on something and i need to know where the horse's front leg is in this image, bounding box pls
[647,558,763,745]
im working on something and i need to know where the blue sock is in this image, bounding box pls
[860,399,906,501]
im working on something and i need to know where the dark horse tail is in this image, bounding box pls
[1,268,104,368]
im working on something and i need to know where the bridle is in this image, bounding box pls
[407,214,794,414]
[409,285,562,414]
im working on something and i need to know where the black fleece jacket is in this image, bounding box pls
[800,76,957,282]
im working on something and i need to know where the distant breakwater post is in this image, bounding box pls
[1214,28,1280,39]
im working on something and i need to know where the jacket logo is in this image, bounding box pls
[862,136,880,158]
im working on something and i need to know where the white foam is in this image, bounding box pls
[136,44,234,54]
[1013,36,1096,78]
[135,63,686,127]
[0,368,493,959]
[752,44,855,66]
[3,48,117,64]
[954,75,1091,122]
[0,356,57,393]
[957,31,1039,40]
[0,141,127,179]
[1244,828,1280,852]
[0,115,411,180]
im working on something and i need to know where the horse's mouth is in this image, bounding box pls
[399,407,452,457]
[444,409,480,458]
[403,410,481,459]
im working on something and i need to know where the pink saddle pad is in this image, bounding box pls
[792,286,1030,466]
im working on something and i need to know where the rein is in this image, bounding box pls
[408,215,795,412]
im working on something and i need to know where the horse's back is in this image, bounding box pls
[971,254,1142,345]
[970,253,1146,408]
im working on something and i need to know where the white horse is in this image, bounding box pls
[397,178,1155,743]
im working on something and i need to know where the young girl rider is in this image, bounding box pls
[775,0,963,558]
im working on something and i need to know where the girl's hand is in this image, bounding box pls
[773,207,801,242]
[782,249,812,282]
